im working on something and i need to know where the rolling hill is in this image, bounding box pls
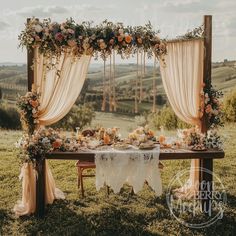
[0,61,235,113]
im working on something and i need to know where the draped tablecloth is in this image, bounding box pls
[95,146,162,195]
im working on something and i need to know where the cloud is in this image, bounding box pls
[0,21,10,31]
[14,5,69,18]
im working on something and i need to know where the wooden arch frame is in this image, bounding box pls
[26,15,224,217]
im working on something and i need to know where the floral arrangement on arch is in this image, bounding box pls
[200,81,224,129]
[17,90,40,135]
[19,18,167,61]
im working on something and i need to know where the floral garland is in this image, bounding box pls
[17,90,40,135]
[19,18,167,61]
[176,25,204,41]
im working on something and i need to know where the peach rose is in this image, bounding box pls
[137,38,142,44]
[30,100,39,108]
[118,35,123,42]
[148,130,154,137]
[205,104,212,113]
[125,35,132,44]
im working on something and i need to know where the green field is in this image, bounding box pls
[0,114,235,235]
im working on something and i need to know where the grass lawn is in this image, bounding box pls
[0,120,235,235]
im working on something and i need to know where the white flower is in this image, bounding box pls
[119,28,124,35]
[106,128,112,135]
[42,137,49,144]
[34,24,43,33]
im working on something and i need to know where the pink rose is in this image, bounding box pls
[55,32,64,42]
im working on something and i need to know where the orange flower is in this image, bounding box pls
[125,35,132,44]
[103,133,111,145]
[52,139,62,149]
[159,135,166,144]
[148,130,154,137]
[137,38,142,44]
[30,100,39,108]
[118,35,123,42]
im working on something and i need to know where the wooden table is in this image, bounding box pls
[35,149,224,217]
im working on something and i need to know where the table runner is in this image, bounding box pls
[95,146,162,195]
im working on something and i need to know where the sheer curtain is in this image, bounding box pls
[14,48,91,216]
[160,39,204,198]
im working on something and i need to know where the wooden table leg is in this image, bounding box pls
[36,158,46,217]
[199,158,213,216]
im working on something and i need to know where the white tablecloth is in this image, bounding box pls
[95,146,162,195]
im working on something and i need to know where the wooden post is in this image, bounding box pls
[36,159,46,217]
[199,15,213,215]
[27,18,45,217]
[27,18,34,92]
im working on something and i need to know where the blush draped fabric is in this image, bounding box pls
[14,49,91,216]
[160,39,204,198]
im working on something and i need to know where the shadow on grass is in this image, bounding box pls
[15,191,165,236]
[3,189,235,236]
[0,208,10,234]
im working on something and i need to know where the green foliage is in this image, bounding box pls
[0,105,21,129]
[223,88,236,122]
[149,106,191,130]
[54,103,95,131]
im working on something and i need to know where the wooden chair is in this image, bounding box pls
[76,161,96,197]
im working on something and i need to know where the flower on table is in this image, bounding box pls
[52,139,62,149]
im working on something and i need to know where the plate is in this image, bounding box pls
[113,144,131,150]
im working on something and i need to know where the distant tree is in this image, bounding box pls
[53,103,95,131]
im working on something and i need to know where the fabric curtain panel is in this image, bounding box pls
[14,49,91,216]
[160,39,204,198]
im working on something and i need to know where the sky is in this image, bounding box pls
[0,0,235,63]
